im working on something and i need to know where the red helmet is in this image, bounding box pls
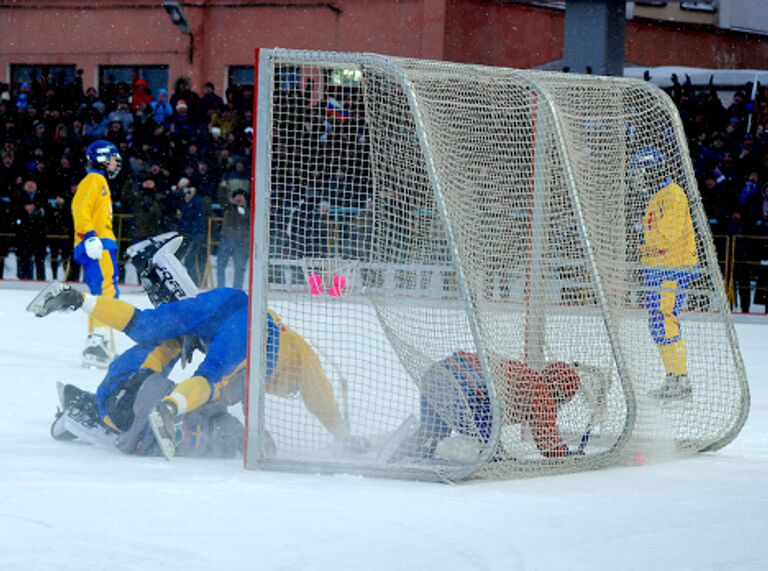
[542,362,580,406]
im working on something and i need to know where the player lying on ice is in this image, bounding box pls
[51,352,247,459]
[396,351,586,461]
[29,232,366,459]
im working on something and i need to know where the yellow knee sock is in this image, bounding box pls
[85,296,136,332]
[87,313,114,335]
[164,376,212,415]
[658,340,687,376]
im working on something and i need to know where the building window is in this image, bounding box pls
[10,64,77,92]
[681,1,716,12]
[328,68,362,87]
[275,66,300,91]
[229,66,254,88]
[230,65,303,91]
[99,65,168,98]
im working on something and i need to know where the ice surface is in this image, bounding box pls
[0,285,766,570]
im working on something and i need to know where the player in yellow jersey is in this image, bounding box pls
[633,147,698,401]
[72,140,122,368]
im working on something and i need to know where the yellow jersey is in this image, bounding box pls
[641,180,698,268]
[72,170,117,249]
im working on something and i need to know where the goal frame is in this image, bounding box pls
[244,47,749,481]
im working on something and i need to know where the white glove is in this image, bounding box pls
[84,236,104,260]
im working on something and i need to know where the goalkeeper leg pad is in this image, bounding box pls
[175,411,246,459]
[51,382,92,441]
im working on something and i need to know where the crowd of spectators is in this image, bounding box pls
[666,74,768,312]
[0,72,254,286]
[1,68,767,310]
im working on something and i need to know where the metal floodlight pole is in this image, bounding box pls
[162,1,194,63]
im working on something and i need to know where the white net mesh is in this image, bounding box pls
[247,49,750,481]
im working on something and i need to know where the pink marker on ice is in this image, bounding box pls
[334,274,347,290]
[307,273,324,296]
[328,274,347,297]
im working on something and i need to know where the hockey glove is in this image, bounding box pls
[84,233,104,260]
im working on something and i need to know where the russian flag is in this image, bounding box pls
[326,97,350,121]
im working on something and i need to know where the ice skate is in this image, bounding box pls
[51,382,115,443]
[148,400,179,460]
[82,332,113,369]
[125,232,183,276]
[125,231,199,306]
[51,408,77,441]
[57,381,92,409]
[392,425,438,461]
[51,382,81,440]
[26,282,83,318]
[379,415,436,462]
[649,374,692,402]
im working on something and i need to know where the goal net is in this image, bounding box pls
[246,48,749,481]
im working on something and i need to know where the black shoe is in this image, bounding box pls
[26,282,83,317]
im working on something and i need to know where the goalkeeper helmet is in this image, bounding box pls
[542,362,581,406]
[86,140,122,179]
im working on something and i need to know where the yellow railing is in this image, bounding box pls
[725,234,768,310]
[1,219,767,312]
[203,216,224,288]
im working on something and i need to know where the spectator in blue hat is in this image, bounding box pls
[150,89,173,127]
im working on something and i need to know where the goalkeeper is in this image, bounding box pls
[633,147,698,401]
[399,351,581,460]
[29,236,358,460]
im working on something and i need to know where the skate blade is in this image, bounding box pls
[148,410,176,460]
[26,282,62,317]
[648,390,693,405]
[50,410,78,441]
[56,381,66,409]
[81,356,111,370]
[377,414,420,462]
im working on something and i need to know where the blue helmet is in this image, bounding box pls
[630,146,664,172]
[86,140,122,179]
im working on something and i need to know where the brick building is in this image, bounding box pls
[1,0,766,100]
